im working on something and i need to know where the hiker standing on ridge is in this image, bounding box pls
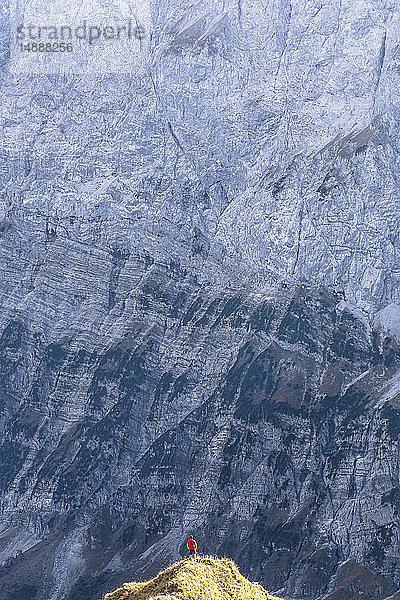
[186,535,197,558]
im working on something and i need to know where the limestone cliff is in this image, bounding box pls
[0,1,400,599]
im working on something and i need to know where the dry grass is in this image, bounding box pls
[103,556,284,600]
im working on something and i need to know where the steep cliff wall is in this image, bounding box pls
[1,1,400,599]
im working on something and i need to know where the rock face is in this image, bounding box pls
[1,1,400,599]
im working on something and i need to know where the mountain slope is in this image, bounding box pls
[103,556,283,600]
[1,0,400,599]
[0,282,399,600]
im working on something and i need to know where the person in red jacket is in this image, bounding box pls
[186,535,197,558]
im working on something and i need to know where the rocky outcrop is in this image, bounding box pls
[104,556,284,600]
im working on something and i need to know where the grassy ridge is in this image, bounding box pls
[104,556,284,600]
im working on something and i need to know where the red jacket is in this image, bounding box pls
[187,538,197,550]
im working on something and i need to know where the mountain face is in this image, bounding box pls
[1,1,400,599]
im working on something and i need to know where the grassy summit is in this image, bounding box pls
[104,556,284,600]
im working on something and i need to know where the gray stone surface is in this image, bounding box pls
[0,1,400,599]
